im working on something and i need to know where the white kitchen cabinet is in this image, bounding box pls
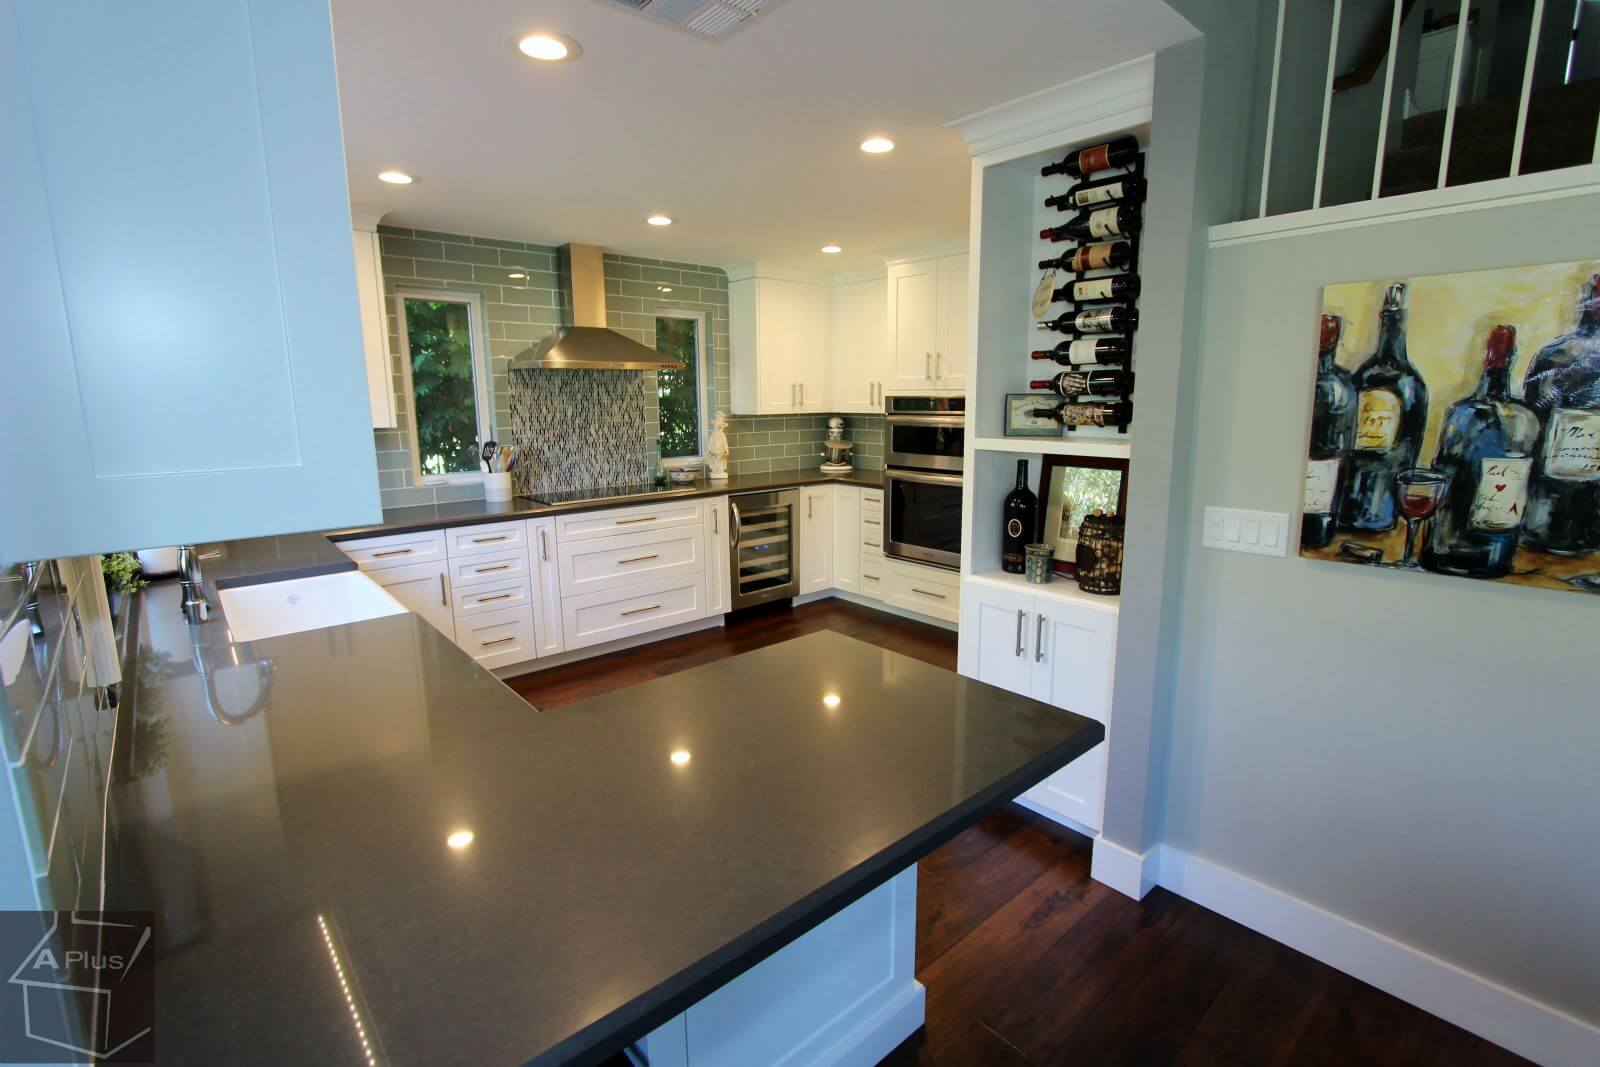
[369,560,455,641]
[859,489,884,601]
[830,486,861,595]
[729,273,831,414]
[798,485,833,595]
[338,528,447,571]
[528,518,564,658]
[556,525,706,599]
[887,253,967,391]
[883,559,960,624]
[353,226,397,428]
[831,276,889,412]
[452,605,539,671]
[1,0,381,562]
[705,498,730,615]
[561,574,708,651]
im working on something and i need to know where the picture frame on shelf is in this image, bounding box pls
[1039,453,1128,574]
[1004,394,1063,437]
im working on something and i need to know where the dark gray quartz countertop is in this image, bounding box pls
[202,468,883,589]
[106,581,1101,1067]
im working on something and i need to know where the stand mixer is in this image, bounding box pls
[818,416,854,474]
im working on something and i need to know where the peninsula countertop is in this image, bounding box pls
[207,467,884,589]
[107,582,1101,1066]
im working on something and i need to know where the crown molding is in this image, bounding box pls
[945,53,1155,162]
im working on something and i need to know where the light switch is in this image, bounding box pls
[1202,506,1290,558]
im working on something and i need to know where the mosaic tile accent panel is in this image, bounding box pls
[508,369,653,495]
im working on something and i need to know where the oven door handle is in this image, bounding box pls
[885,415,965,430]
[885,469,964,488]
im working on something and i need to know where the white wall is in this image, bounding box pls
[1164,192,1600,1028]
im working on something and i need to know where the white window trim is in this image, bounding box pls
[394,286,494,486]
[656,308,713,466]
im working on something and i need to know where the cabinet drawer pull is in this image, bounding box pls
[475,563,513,574]
[863,518,879,526]
[864,540,880,549]
[481,635,516,647]
[439,573,447,606]
[863,573,880,582]
[372,547,413,558]
[617,553,659,565]
[911,587,947,600]
[620,603,661,617]
[471,534,511,544]
[616,516,657,525]
[477,592,514,604]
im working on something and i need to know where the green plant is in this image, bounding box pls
[102,551,147,594]
[405,297,482,475]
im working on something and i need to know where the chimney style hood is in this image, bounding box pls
[509,244,681,371]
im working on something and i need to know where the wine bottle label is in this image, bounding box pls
[1007,518,1024,538]
[1079,144,1111,173]
[1087,207,1122,239]
[1070,243,1116,272]
[1075,308,1117,333]
[1468,457,1532,530]
[1061,405,1109,427]
[1355,388,1401,450]
[1074,277,1116,302]
[1541,408,1600,481]
[1066,340,1102,365]
[1074,182,1122,207]
[1032,271,1056,317]
[1303,458,1340,515]
[1058,373,1090,395]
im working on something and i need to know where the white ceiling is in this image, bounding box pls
[331,0,1196,271]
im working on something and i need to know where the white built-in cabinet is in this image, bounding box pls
[957,575,1117,831]
[352,224,397,428]
[888,253,968,391]
[0,0,381,562]
[830,276,890,412]
[705,498,731,615]
[528,518,564,658]
[369,559,455,641]
[798,485,834,595]
[831,486,861,595]
[729,272,832,415]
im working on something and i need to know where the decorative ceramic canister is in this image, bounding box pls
[1024,543,1054,584]
[706,411,731,481]
[1075,511,1125,595]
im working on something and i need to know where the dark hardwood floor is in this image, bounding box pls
[509,600,1526,1066]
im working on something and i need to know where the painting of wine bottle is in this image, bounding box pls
[1299,259,1600,597]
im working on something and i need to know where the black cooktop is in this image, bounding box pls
[531,482,696,505]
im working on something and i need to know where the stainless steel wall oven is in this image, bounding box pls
[883,395,964,571]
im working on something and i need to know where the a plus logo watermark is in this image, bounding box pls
[1,911,155,1063]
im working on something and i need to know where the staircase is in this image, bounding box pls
[1379,77,1600,196]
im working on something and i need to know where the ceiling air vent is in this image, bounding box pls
[605,0,786,41]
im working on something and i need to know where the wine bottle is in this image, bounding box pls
[1039,204,1141,243]
[1032,337,1131,367]
[1026,400,1133,433]
[1001,459,1038,574]
[1339,282,1429,531]
[1520,273,1600,555]
[1036,305,1138,336]
[1303,314,1356,549]
[1419,325,1541,577]
[1041,135,1140,178]
[1030,370,1133,399]
[1051,275,1141,306]
[1038,240,1131,274]
[1045,175,1148,211]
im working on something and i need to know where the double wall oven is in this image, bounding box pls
[884,395,964,571]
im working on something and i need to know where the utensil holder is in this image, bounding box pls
[484,472,513,502]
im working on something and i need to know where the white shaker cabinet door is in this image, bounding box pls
[934,253,969,388]
[830,486,861,595]
[705,498,731,616]
[955,580,1034,698]
[370,561,455,642]
[1,0,380,561]
[528,518,564,658]
[798,486,833,595]
[887,259,938,389]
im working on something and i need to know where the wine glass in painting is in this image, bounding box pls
[1393,468,1451,569]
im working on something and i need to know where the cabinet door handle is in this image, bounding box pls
[925,353,932,380]
[482,635,516,647]
[478,592,514,604]
[373,547,413,558]
[711,507,718,534]
[913,587,948,600]
[620,603,661,617]
[539,528,550,561]
[1015,609,1026,657]
[800,382,805,406]
[475,563,513,574]
[617,553,659,565]
[808,495,814,519]
[616,515,657,525]
[1035,614,1046,662]
[471,534,510,544]
[439,573,447,606]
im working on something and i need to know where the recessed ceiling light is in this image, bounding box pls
[859,136,895,154]
[515,32,580,62]
[446,829,474,850]
[377,170,415,185]
[645,214,674,226]
[820,244,842,255]
[670,749,691,766]
[822,693,841,708]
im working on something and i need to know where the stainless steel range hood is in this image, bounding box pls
[509,243,680,371]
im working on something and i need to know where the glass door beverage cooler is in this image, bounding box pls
[728,489,800,609]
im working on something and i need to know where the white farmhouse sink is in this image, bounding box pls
[218,571,406,643]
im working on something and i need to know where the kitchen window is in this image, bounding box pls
[656,309,711,462]
[395,287,493,482]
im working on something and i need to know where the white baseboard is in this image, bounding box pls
[1089,835,1159,900]
[1157,846,1600,1067]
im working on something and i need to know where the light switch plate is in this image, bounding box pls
[1203,506,1289,557]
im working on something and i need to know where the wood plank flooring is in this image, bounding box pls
[508,600,1527,1066]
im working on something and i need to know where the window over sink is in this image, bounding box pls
[656,309,711,462]
[396,287,493,482]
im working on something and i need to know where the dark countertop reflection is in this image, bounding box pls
[108,580,1098,1066]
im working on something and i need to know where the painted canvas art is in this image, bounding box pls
[1300,259,1600,596]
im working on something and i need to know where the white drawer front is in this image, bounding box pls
[561,574,706,651]
[338,528,447,571]
[445,520,528,558]
[860,489,883,511]
[557,526,704,598]
[450,548,531,590]
[858,562,884,601]
[554,498,703,542]
[859,512,885,554]
[454,605,538,670]
[452,575,532,618]
[884,561,959,623]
